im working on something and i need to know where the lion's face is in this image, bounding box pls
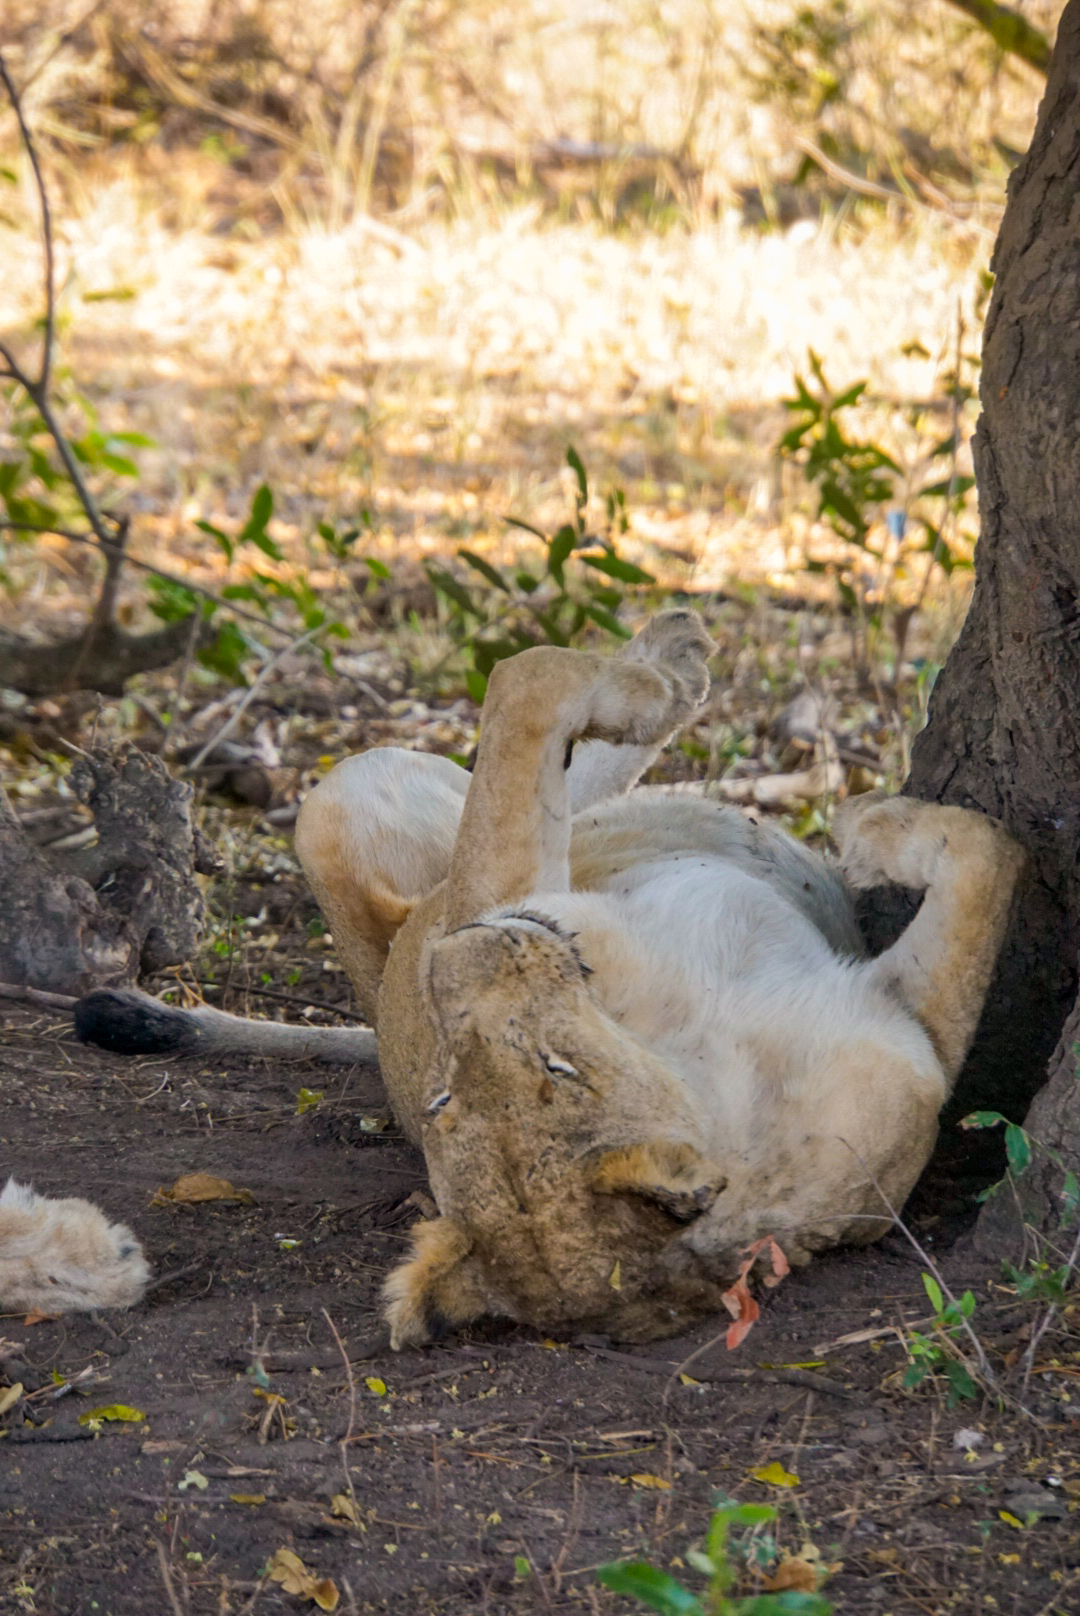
[383,918,732,1348]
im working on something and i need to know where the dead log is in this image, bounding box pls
[0,617,203,699]
[0,745,217,996]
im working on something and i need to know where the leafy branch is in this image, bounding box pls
[425,446,655,702]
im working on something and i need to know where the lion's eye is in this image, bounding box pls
[542,1053,578,1079]
[426,1089,452,1113]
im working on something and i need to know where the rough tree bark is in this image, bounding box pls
[0,745,219,996]
[905,1,1080,1244]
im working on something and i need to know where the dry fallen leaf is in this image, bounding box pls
[151,1172,254,1207]
[267,1547,340,1610]
[77,1404,146,1426]
[720,1235,790,1350]
[629,1473,673,1490]
[364,1376,387,1397]
[752,1461,800,1488]
[762,1558,818,1592]
[0,1382,24,1417]
[22,1309,57,1327]
[330,1493,360,1524]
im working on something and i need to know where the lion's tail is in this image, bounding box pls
[74,987,378,1067]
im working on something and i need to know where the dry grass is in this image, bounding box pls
[0,1,1059,790]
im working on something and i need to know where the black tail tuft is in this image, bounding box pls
[74,988,203,1056]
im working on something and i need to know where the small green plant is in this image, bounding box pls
[903,1273,979,1406]
[778,346,977,677]
[597,1501,831,1615]
[780,348,975,577]
[961,1110,1080,1329]
[423,446,655,704]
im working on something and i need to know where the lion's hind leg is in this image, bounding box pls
[0,1179,149,1313]
[445,610,713,927]
[296,748,470,1022]
[836,794,1026,1085]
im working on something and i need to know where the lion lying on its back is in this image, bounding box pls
[5,612,1024,1344]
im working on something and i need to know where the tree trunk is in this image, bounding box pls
[905,1,1080,1243]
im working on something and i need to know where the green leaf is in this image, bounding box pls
[920,476,976,499]
[596,1562,702,1615]
[248,529,284,561]
[199,620,251,684]
[196,519,234,561]
[1005,1123,1032,1176]
[831,380,868,409]
[505,515,548,541]
[960,1111,1006,1131]
[109,430,156,447]
[147,575,202,623]
[733,1594,833,1614]
[922,1273,944,1315]
[465,669,488,705]
[515,570,540,593]
[531,609,570,647]
[944,1360,977,1403]
[547,524,577,585]
[566,444,588,504]
[581,551,654,585]
[424,564,482,618]
[583,603,632,639]
[82,285,137,303]
[365,556,392,580]
[715,1503,777,1528]
[246,483,274,533]
[459,549,510,592]
[99,450,139,478]
[222,582,268,607]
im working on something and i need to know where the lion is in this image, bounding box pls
[12,611,1024,1340]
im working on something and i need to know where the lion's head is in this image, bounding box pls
[383,914,733,1348]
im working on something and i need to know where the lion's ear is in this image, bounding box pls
[589,1141,726,1223]
[383,1217,489,1350]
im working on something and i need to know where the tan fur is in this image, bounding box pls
[0,1179,149,1314]
[290,611,1025,1348]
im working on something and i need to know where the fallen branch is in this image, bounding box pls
[189,626,323,770]
[0,980,78,1011]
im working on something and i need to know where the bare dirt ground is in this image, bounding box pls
[4,995,1080,1616]
[3,588,1080,1615]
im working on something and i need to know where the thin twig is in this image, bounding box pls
[189,626,323,770]
[154,1541,185,1616]
[0,50,54,395]
[322,1307,361,1524]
